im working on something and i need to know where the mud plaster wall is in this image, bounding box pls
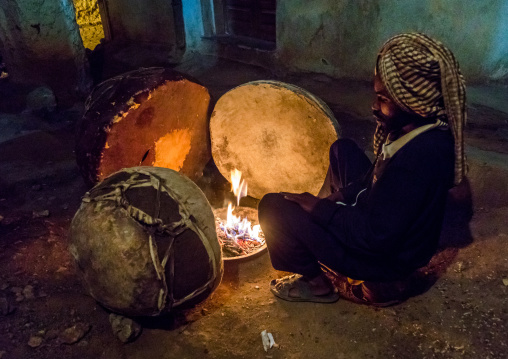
[72,0,105,50]
[105,0,179,45]
[102,0,185,65]
[186,0,508,83]
[0,0,89,97]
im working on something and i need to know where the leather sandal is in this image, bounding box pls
[269,274,340,303]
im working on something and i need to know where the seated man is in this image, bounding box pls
[258,33,466,306]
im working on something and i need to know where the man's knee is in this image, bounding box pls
[258,192,304,233]
[258,192,285,221]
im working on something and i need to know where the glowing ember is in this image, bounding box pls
[215,169,265,258]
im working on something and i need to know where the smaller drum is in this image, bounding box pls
[69,167,223,317]
[210,80,340,199]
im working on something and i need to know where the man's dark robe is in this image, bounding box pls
[258,127,455,282]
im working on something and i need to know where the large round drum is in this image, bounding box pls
[210,81,340,199]
[76,67,212,187]
[69,167,223,317]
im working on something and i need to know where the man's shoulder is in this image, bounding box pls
[391,128,455,171]
[404,128,454,154]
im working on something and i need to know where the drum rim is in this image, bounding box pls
[218,79,341,135]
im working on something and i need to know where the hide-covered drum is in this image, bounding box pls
[210,80,340,199]
[69,166,223,316]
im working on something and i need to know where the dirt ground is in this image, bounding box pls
[0,57,507,359]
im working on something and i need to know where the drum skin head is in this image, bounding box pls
[210,81,340,199]
[76,67,211,187]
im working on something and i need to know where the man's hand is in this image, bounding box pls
[281,192,319,213]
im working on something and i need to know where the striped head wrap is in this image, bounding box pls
[374,33,467,185]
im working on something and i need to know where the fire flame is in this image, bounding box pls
[218,169,264,249]
[219,202,263,243]
[231,168,247,206]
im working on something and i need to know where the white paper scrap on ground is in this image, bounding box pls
[267,332,275,347]
[260,330,276,351]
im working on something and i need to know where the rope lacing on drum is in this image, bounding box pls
[81,169,219,313]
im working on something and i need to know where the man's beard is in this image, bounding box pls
[372,110,384,124]
[372,110,407,133]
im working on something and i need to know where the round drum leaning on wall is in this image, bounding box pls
[210,80,341,199]
[76,67,212,187]
[69,166,223,317]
